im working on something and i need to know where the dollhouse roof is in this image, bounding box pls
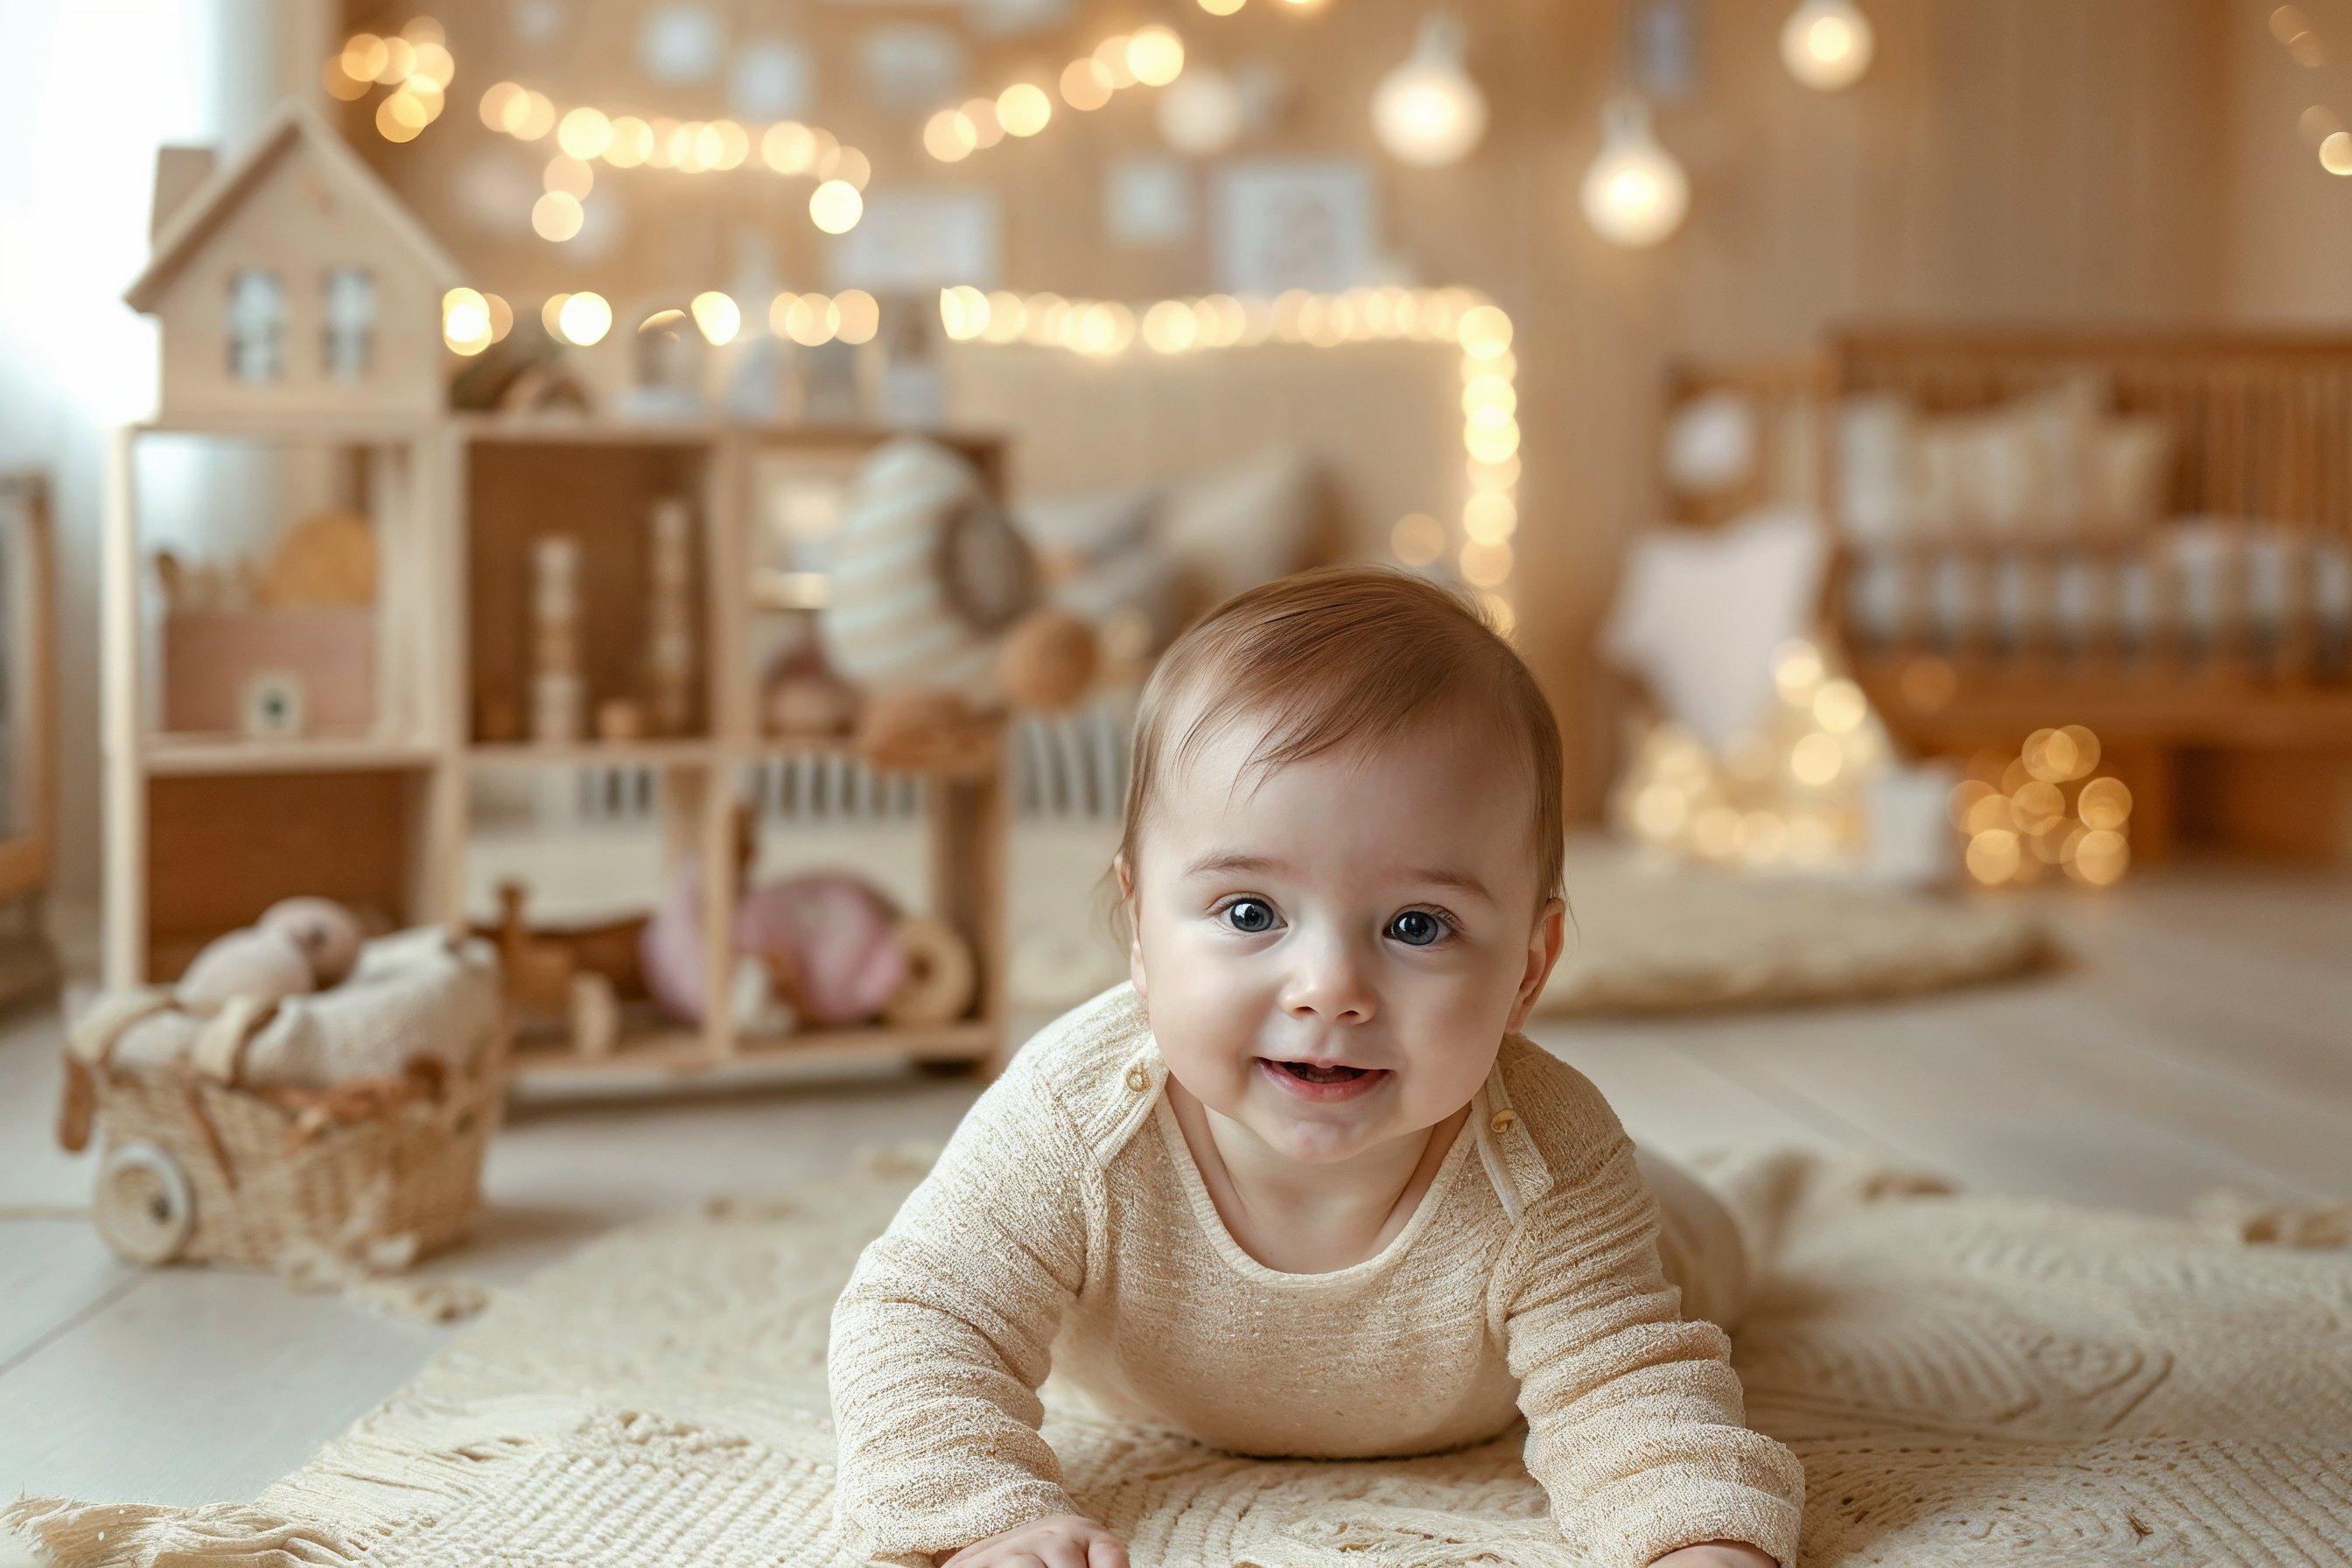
[123,100,462,313]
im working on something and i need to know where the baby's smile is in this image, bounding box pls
[1256,1056,1391,1102]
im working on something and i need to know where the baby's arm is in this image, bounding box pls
[829,1063,1102,1566]
[1497,1130,1803,1568]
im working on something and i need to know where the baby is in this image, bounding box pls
[830,568,1804,1568]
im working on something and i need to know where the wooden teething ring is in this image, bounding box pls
[883,917,976,1028]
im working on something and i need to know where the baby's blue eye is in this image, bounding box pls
[1222,900,1277,934]
[1388,910,1446,947]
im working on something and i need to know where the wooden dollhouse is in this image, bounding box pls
[124,102,460,421]
[107,104,1010,1084]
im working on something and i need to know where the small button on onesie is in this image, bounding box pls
[1490,1109,1517,1133]
[1125,1064,1151,1092]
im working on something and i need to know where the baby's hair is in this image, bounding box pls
[1115,565,1564,917]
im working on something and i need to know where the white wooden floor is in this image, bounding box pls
[3,858,2347,1509]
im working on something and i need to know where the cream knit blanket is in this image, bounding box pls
[9,1147,2349,1568]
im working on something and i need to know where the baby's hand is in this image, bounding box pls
[938,1513,1128,1568]
[1650,1544,1777,1568]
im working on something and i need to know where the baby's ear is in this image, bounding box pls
[1113,856,1149,1000]
[1505,896,1567,1032]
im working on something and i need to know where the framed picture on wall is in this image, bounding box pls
[829,188,1002,291]
[1214,158,1381,295]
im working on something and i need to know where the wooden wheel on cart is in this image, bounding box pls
[93,1140,196,1264]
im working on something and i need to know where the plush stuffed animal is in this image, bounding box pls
[258,896,365,987]
[177,928,316,1013]
[178,896,365,1012]
[822,439,1098,765]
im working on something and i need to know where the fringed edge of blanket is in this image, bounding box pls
[1,1498,363,1568]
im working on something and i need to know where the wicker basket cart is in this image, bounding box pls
[56,930,508,1269]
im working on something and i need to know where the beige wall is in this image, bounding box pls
[349,0,2249,811]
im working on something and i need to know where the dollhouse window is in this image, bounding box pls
[322,267,377,381]
[226,269,285,382]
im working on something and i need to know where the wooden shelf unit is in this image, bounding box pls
[105,416,1012,1084]
[102,419,459,985]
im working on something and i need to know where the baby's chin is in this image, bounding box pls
[1246,1114,1383,1164]
[1236,1084,1418,1164]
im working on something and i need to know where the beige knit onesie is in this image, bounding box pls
[829,984,1805,1567]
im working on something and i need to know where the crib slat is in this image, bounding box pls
[2279,370,2320,680]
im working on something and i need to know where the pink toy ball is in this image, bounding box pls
[258,896,366,987]
[640,866,910,1029]
[738,872,908,1028]
[640,867,715,1023]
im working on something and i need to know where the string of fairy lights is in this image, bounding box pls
[922,24,1185,164]
[439,281,1519,626]
[473,82,872,237]
[919,0,1343,161]
[332,18,871,237]
[332,1,1344,234]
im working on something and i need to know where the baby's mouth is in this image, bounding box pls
[1271,1060,1373,1085]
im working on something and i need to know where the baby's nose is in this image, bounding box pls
[1281,940,1377,1025]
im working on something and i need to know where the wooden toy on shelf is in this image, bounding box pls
[886,916,977,1029]
[156,509,382,740]
[259,511,375,608]
[477,881,647,1059]
[643,497,697,736]
[761,648,858,738]
[528,535,585,744]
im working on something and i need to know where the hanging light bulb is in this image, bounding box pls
[1372,14,1487,167]
[1780,0,1874,91]
[1580,94,1687,248]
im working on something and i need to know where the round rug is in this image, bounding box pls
[1532,839,2054,1016]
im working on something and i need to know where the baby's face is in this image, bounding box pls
[1125,705,1564,1166]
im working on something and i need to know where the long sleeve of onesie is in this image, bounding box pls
[828,1056,1092,1566]
[1496,1124,1805,1568]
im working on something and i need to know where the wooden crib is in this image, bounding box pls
[1664,329,2352,859]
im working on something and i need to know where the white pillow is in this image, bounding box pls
[1844,377,2118,540]
[2086,414,2174,538]
[1155,448,1324,607]
[1016,487,1156,565]
[1012,487,1186,658]
[1603,507,1830,752]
